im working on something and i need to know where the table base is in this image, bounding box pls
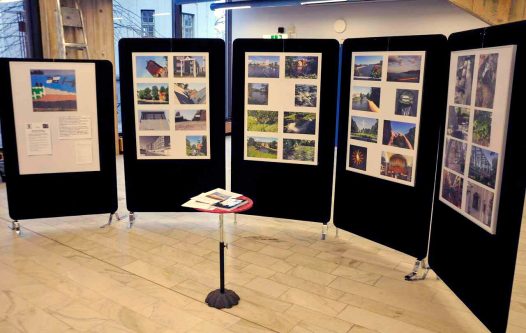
[205,289,240,309]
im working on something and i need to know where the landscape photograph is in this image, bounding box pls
[139,136,171,156]
[285,56,318,79]
[174,83,206,104]
[447,106,470,141]
[247,110,278,132]
[247,136,278,159]
[136,56,168,78]
[283,112,316,134]
[174,110,206,131]
[454,55,475,105]
[136,83,169,104]
[283,139,315,162]
[472,109,492,147]
[469,146,498,189]
[138,111,170,131]
[248,56,280,78]
[475,53,498,109]
[441,170,464,208]
[349,145,367,171]
[380,152,413,182]
[351,86,381,112]
[465,181,494,226]
[444,138,467,174]
[395,89,419,117]
[31,69,77,111]
[350,116,378,143]
[174,56,206,77]
[295,84,317,107]
[382,120,416,150]
[387,55,422,83]
[248,83,269,105]
[353,55,382,81]
[186,135,207,156]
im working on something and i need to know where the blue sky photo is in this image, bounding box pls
[30,70,76,93]
[355,56,383,65]
[136,56,168,77]
[390,120,415,134]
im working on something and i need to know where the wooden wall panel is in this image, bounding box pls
[450,0,526,25]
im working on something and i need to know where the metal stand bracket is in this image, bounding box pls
[321,223,328,240]
[405,259,430,281]
[100,212,123,229]
[9,220,22,236]
[128,212,135,229]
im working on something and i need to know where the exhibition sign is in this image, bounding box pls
[438,46,516,234]
[346,51,426,186]
[243,52,322,165]
[10,62,100,175]
[132,52,211,160]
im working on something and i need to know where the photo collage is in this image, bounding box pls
[244,52,322,165]
[132,52,210,159]
[439,45,517,234]
[346,51,426,186]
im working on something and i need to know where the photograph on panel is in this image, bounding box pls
[353,55,382,81]
[351,86,381,112]
[174,56,206,78]
[247,83,269,105]
[248,55,280,78]
[468,146,498,189]
[475,53,498,109]
[247,110,278,133]
[382,120,416,150]
[138,110,170,131]
[174,110,207,131]
[137,83,169,104]
[447,106,470,141]
[285,56,318,79]
[444,138,467,174]
[186,135,207,156]
[350,116,378,143]
[31,69,77,112]
[349,145,367,171]
[174,83,207,105]
[387,55,422,83]
[472,110,492,147]
[454,55,475,105]
[395,89,418,117]
[380,151,414,182]
[283,139,315,162]
[283,112,316,135]
[294,84,317,107]
[139,136,171,157]
[247,136,278,159]
[136,56,168,78]
[441,170,464,208]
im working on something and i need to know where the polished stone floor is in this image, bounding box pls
[0,139,523,332]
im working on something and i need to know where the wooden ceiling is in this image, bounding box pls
[450,0,526,25]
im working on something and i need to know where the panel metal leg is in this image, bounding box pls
[205,213,240,309]
[128,212,135,229]
[321,223,328,240]
[405,258,430,281]
[9,220,22,236]
[100,213,114,229]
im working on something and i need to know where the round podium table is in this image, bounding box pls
[196,196,253,309]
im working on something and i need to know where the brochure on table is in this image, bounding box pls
[243,52,322,165]
[132,52,211,160]
[345,51,426,187]
[439,45,516,234]
[9,62,100,175]
[182,188,246,210]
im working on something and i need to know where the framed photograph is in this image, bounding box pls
[285,56,318,79]
[248,83,269,105]
[31,69,77,112]
[387,55,422,83]
[353,55,382,81]
[439,45,517,234]
[351,86,381,112]
[248,56,280,78]
[132,52,210,160]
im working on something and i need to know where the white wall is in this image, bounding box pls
[232,0,487,41]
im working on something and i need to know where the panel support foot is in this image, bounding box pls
[128,212,135,229]
[405,258,430,281]
[9,220,22,236]
[321,223,328,240]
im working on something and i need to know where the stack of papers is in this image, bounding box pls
[182,188,248,211]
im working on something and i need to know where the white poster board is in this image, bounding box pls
[132,53,210,160]
[439,45,516,234]
[243,52,322,165]
[345,51,426,187]
[10,62,100,175]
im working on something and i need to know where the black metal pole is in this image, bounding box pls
[219,241,225,293]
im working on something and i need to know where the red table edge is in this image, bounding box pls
[195,196,253,214]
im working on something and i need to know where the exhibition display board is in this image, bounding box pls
[429,21,526,333]
[0,59,117,219]
[119,39,225,212]
[231,39,339,222]
[334,35,448,259]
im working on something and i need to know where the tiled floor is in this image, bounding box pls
[0,138,521,332]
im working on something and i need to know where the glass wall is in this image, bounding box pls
[181,2,225,39]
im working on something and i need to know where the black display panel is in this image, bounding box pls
[334,35,448,259]
[0,59,117,220]
[231,39,339,223]
[429,21,526,333]
[119,38,225,212]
